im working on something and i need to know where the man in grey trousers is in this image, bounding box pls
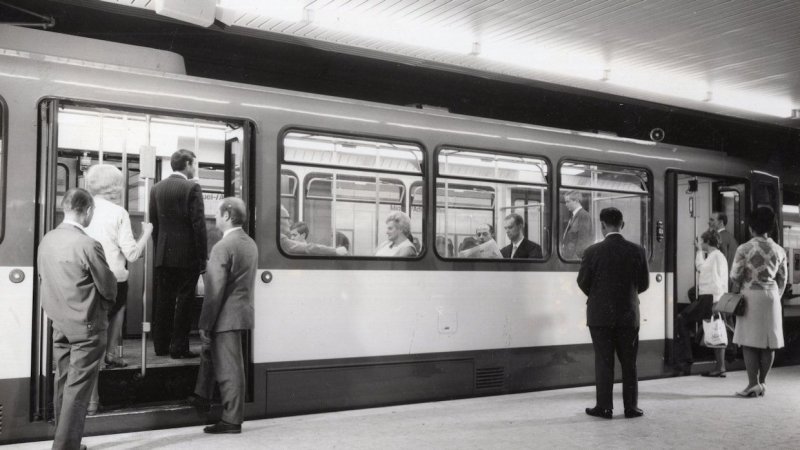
[190,197,258,434]
[38,188,117,449]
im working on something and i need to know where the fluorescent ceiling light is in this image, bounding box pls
[480,42,605,81]
[711,88,794,118]
[308,8,473,55]
[217,0,304,24]
[607,64,708,101]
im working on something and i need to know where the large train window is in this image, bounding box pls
[558,161,650,261]
[281,131,424,258]
[436,148,550,260]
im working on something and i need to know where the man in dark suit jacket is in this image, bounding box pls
[500,213,543,259]
[562,191,593,259]
[191,197,258,434]
[709,211,738,271]
[38,188,118,450]
[577,207,649,420]
[150,149,207,358]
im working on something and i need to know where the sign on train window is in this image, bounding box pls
[558,161,651,261]
[280,131,424,258]
[435,147,550,260]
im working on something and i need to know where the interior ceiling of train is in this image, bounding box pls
[77,0,800,128]
[2,0,799,167]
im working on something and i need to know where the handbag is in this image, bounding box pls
[713,293,746,316]
[702,312,728,348]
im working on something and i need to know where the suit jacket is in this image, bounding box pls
[717,229,738,270]
[501,238,543,259]
[199,228,258,332]
[37,223,118,337]
[150,174,207,271]
[577,233,650,328]
[563,208,593,259]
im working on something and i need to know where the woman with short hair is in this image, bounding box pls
[730,206,787,397]
[84,164,153,413]
[375,211,416,257]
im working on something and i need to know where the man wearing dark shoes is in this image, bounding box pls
[578,208,650,420]
[192,198,258,434]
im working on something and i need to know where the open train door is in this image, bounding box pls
[750,170,782,243]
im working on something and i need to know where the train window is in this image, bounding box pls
[436,148,550,260]
[558,161,650,261]
[281,131,424,258]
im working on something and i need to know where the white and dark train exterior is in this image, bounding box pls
[0,25,791,444]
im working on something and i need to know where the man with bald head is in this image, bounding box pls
[191,197,257,434]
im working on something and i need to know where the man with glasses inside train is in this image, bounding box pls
[458,223,503,258]
[38,188,118,450]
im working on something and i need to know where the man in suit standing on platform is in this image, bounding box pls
[709,211,738,271]
[150,149,207,359]
[577,207,649,420]
[562,191,593,259]
[190,197,258,434]
[500,213,543,259]
[38,188,118,450]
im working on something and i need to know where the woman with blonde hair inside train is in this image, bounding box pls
[84,164,153,413]
[375,211,417,257]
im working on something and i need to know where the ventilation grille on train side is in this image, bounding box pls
[475,367,505,390]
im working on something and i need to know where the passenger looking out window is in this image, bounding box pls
[501,213,543,259]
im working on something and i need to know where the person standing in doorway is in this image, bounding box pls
[150,149,207,359]
[578,207,650,419]
[562,190,593,259]
[190,198,258,434]
[38,188,117,449]
[709,211,738,272]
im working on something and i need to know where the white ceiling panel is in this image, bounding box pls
[95,0,800,127]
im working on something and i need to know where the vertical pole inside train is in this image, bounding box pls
[688,178,699,295]
[139,114,155,377]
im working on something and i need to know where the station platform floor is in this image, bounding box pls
[13,365,800,449]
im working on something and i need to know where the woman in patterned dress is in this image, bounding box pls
[729,206,787,397]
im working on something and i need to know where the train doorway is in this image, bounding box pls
[33,99,253,419]
[667,171,746,372]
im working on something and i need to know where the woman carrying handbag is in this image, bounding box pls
[729,207,788,398]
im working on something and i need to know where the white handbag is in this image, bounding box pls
[702,312,728,348]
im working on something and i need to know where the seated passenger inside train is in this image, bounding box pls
[501,213,543,259]
[279,206,348,256]
[458,224,503,258]
[375,211,417,257]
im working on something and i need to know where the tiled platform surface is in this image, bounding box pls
[13,365,800,449]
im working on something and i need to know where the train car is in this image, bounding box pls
[0,25,790,443]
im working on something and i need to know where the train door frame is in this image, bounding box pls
[32,97,256,419]
[665,170,747,367]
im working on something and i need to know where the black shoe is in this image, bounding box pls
[624,408,644,418]
[204,421,241,434]
[170,351,199,359]
[585,406,612,419]
[701,371,727,378]
[187,394,210,412]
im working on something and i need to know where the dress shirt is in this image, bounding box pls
[510,235,524,258]
[695,248,728,302]
[223,226,243,238]
[84,196,144,282]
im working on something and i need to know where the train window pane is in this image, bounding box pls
[283,131,423,174]
[281,131,424,258]
[435,147,550,261]
[439,148,548,184]
[558,162,651,261]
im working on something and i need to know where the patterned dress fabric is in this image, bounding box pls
[729,237,787,349]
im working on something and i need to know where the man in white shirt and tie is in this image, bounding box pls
[500,213,543,259]
[562,191,593,260]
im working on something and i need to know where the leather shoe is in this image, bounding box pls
[170,351,199,359]
[204,421,241,434]
[585,406,612,419]
[624,408,644,418]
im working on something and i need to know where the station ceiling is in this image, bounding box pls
[84,0,800,128]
